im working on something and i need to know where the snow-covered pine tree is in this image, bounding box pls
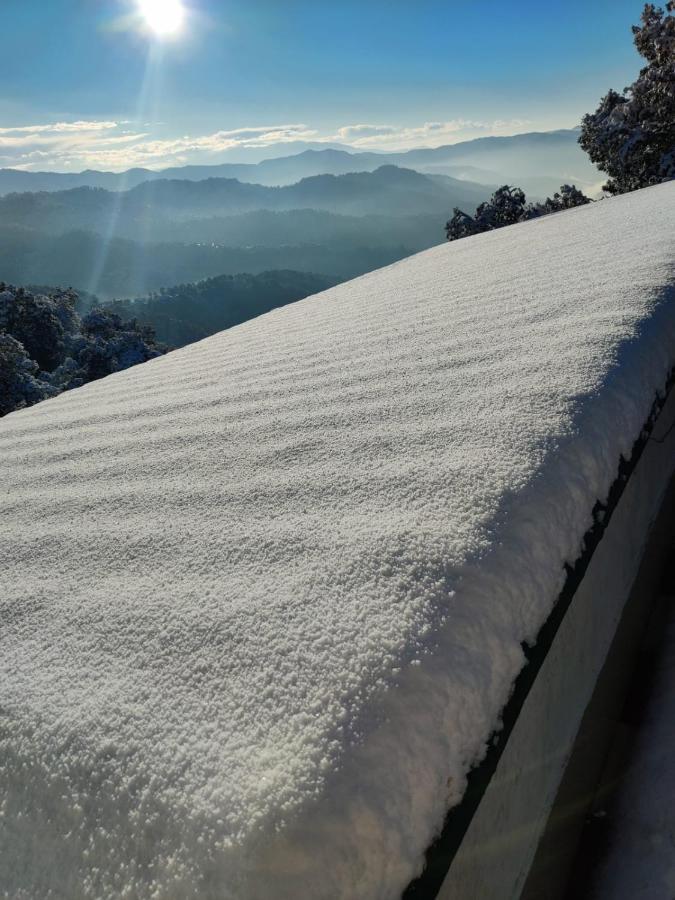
[445,208,482,241]
[538,184,593,212]
[445,184,590,242]
[579,2,675,194]
[0,332,57,416]
[474,185,532,230]
[0,284,167,416]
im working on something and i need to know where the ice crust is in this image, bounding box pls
[1,182,674,899]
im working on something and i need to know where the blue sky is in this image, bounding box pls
[0,0,646,170]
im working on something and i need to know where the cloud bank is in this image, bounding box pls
[0,117,531,172]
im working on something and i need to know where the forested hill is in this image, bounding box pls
[0,270,334,416]
[0,284,167,417]
[0,225,404,299]
[106,270,336,347]
[0,167,474,299]
[0,166,490,235]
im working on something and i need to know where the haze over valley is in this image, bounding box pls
[0,128,601,303]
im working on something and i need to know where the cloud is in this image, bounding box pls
[203,124,315,143]
[336,124,398,139]
[0,120,321,170]
[65,125,321,169]
[0,117,532,171]
[331,119,531,150]
[0,120,120,135]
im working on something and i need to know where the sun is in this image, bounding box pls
[137,0,185,37]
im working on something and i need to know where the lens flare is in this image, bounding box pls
[137,0,185,36]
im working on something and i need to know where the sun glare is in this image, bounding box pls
[137,0,185,37]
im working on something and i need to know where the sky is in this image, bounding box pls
[0,0,647,172]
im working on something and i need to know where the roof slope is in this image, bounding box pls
[1,182,674,899]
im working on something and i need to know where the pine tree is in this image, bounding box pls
[579,2,675,194]
[538,184,592,213]
[0,284,167,416]
[0,332,56,416]
[445,208,482,241]
[445,184,590,242]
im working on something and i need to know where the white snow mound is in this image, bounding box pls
[1,183,675,900]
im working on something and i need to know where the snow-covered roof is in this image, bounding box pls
[1,182,674,900]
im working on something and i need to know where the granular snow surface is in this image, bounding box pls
[1,182,674,900]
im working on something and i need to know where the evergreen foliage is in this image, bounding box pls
[107,270,336,348]
[539,184,593,212]
[579,2,675,194]
[445,184,591,242]
[0,332,57,416]
[0,283,166,416]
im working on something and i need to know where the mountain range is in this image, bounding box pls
[0,130,600,199]
[0,166,492,237]
[0,129,603,301]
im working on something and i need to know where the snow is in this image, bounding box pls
[1,182,674,900]
[588,603,675,900]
